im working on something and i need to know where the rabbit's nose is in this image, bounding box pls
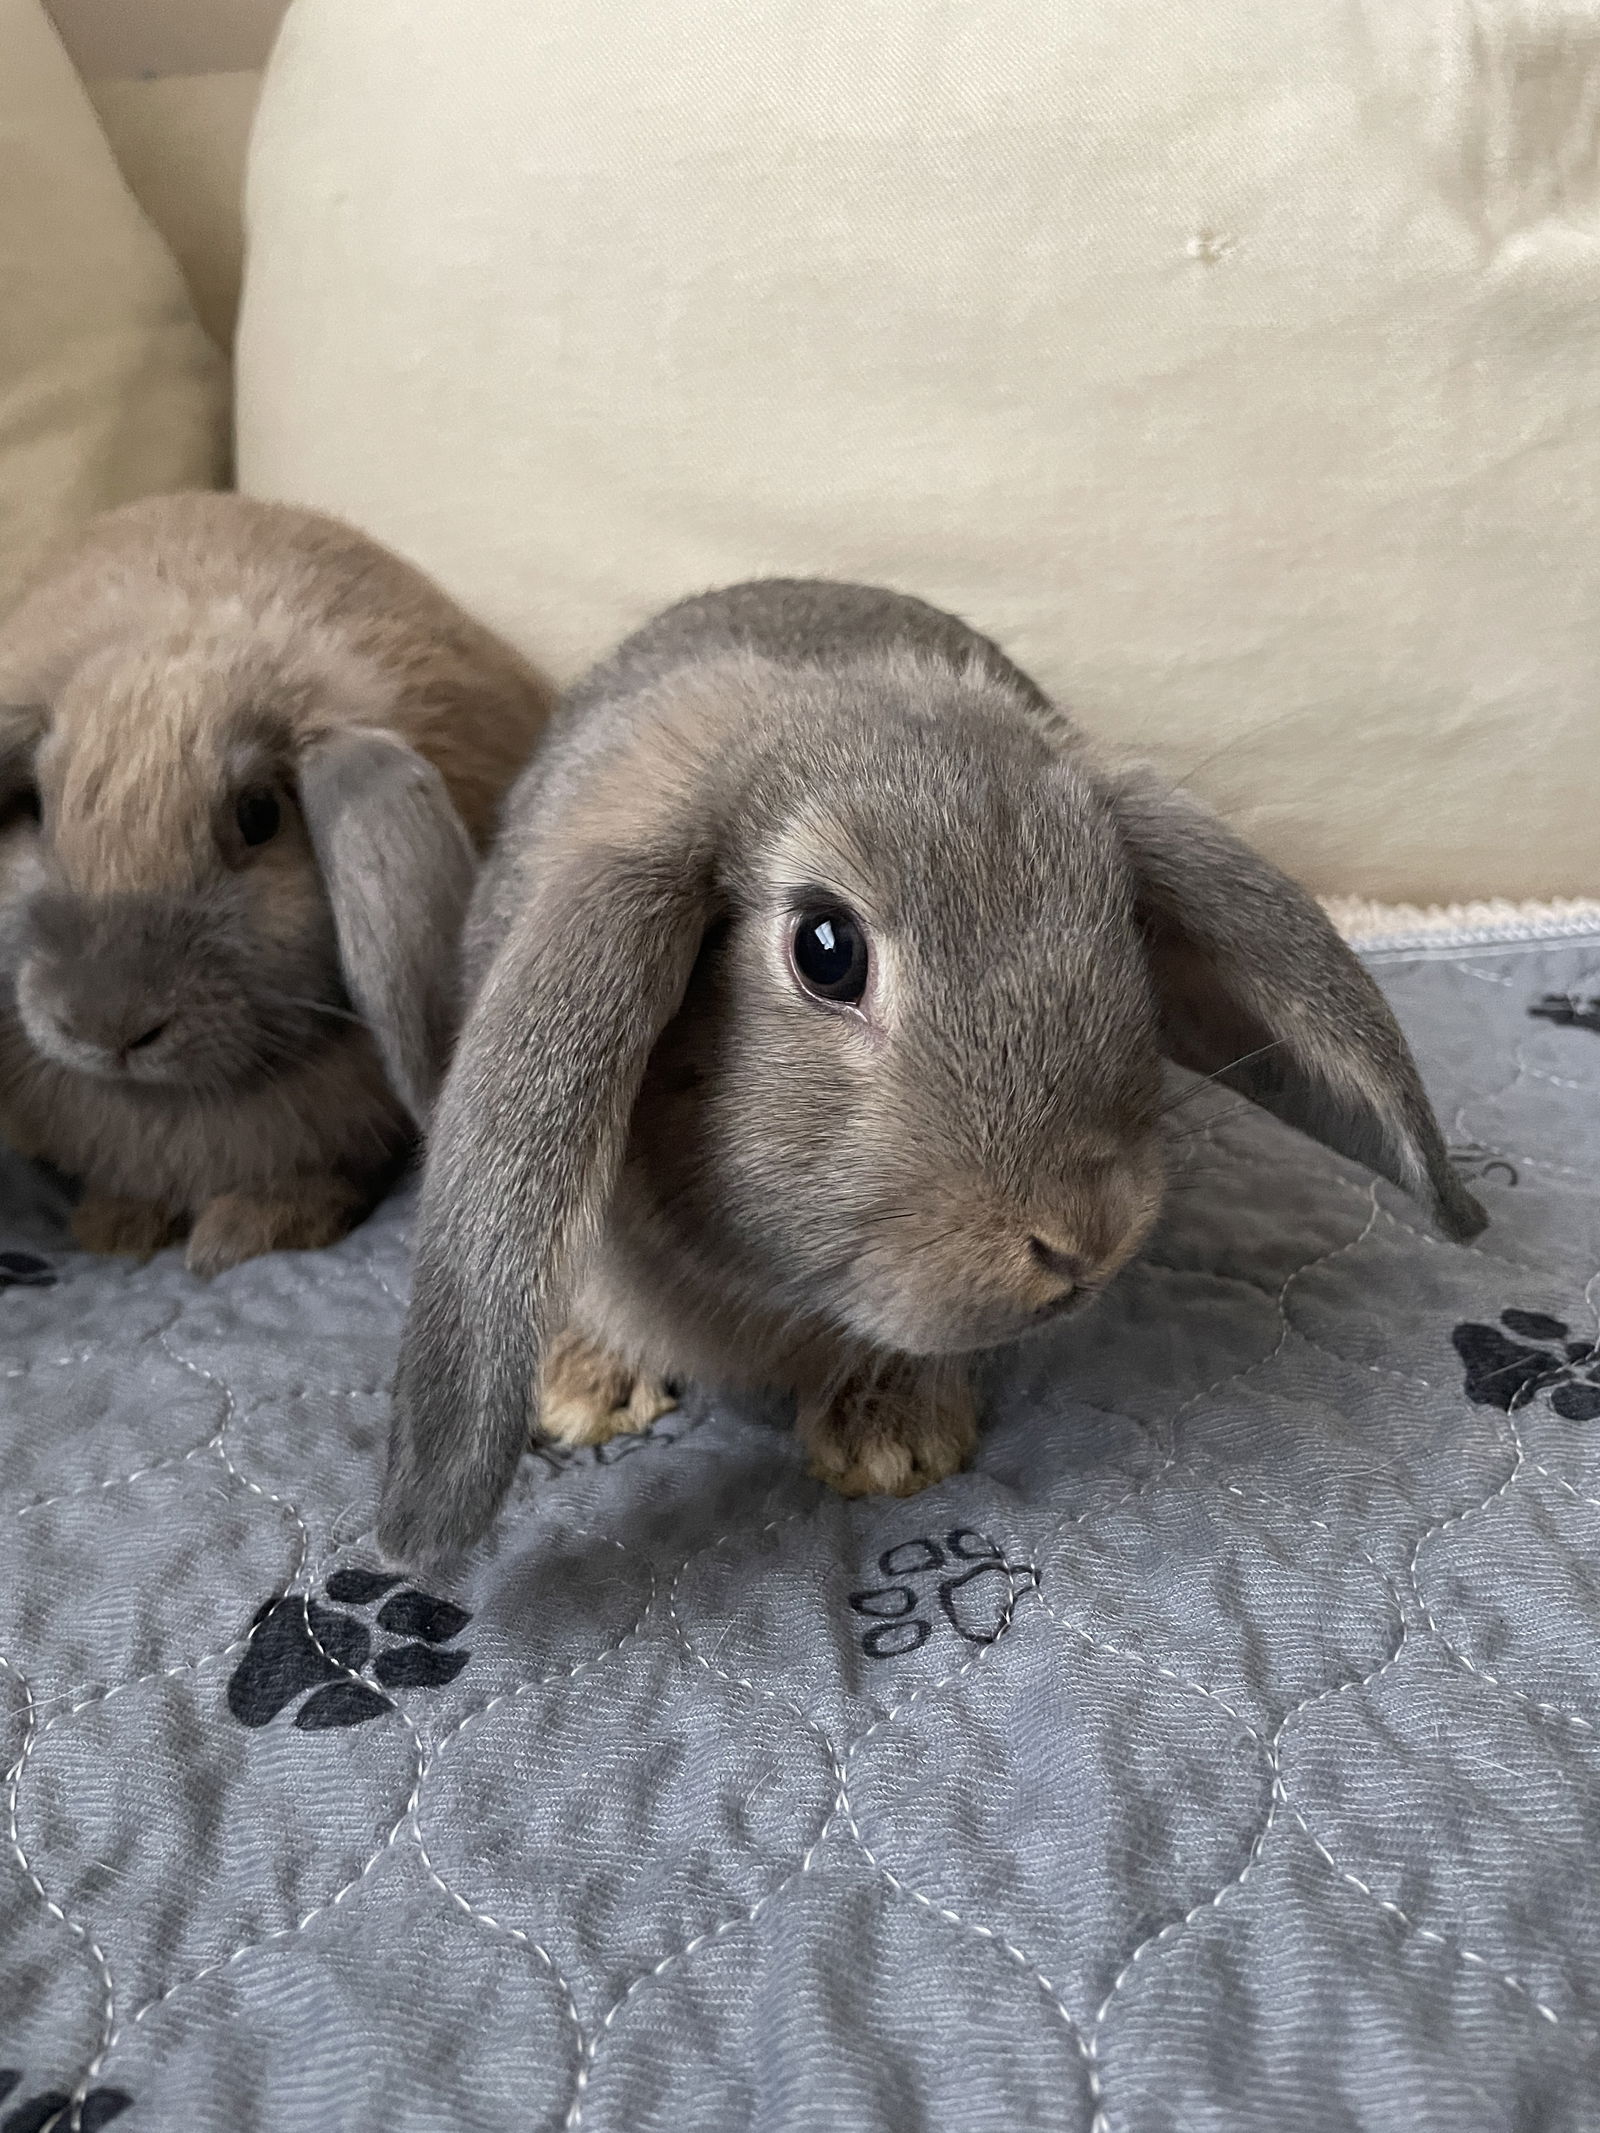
[50,998,170,1064]
[1027,1235,1087,1290]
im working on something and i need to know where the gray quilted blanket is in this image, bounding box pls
[5,923,1600,2133]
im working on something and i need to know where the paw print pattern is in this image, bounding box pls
[0,2070,130,2133]
[529,1404,696,1473]
[1452,1308,1600,1422]
[849,1528,1038,1660]
[1528,992,1600,1035]
[226,1568,472,1731]
[1446,1143,1519,1189]
[0,1252,56,1290]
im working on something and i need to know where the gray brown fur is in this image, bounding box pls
[379,579,1484,1567]
[0,492,551,1272]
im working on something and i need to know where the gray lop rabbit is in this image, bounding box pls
[0,492,551,1272]
[379,579,1483,1566]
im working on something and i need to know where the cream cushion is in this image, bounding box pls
[0,0,226,613]
[239,0,1600,903]
[89,70,263,353]
[45,0,287,76]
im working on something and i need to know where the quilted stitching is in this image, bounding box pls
[3,938,1600,2130]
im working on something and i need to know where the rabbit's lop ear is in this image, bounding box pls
[376,806,717,1568]
[1106,768,1485,1241]
[298,728,477,1123]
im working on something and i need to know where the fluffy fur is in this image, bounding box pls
[379,579,1484,1566]
[0,492,551,1272]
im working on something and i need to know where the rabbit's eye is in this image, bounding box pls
[791,907,869,1005]
[235,787,281,847]
[4,785,40,828]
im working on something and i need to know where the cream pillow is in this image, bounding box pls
[0,0,226,614]
[89,70,263,354]
[239,0,1600,903]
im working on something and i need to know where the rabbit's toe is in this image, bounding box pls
[72,1195,184,1261]
[539,1328,678,1447]
[186,1179,368,1275]
[799,1361,977,1498]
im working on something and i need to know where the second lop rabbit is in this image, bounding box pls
[0,492,551,1271]
[378,579,1484,1566]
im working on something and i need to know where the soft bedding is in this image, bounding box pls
[4,919,1600,2131]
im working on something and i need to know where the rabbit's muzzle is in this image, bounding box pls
[845,1154,1165,1355]
[12,886,337,1091]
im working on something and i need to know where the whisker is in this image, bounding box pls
[259,992,366,1027]
[1166,699,1318,795]
[893,1222,975,1265]
[1159,1041,1287,1115]
[1461,1348,1574,1394]
[1161,1100,1258,1146]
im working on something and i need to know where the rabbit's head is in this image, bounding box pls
[381,631,1482,1566]
[0,620,473,1119]
[624,662,1169,1358]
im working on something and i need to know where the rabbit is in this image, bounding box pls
[376,577,1485,1568]
[0,491,552,1274]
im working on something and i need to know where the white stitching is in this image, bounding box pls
[12,1441,221,1521]
[1282,1798,1560,2024]
[1258,1358,1572,2032]
[1004,1192,1383,2130]
[1028,1606,1273,2133]
[565,1793,839,2130]
[76,1605,426,2112]
[417,1527,660,1766]
[1066,1175,1576,2123]
[1527,1461,1600,1521]
[833,1574,1089,2077]
[1411,1400,1600,1739]
[52,1330,407,2122]
[1523,1064,1600,1096]
[556,1513,851,2129]
[1272,1602,1564,2026]
[392,1526,660,2109]
[842,1815,1089,2072]
[0,1647,119,2109]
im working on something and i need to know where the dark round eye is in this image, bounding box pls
[235,787,281,847]
[10,785,40,825]
[791,906,870,1005]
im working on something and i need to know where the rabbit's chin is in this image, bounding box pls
[838,1283,1099,1359]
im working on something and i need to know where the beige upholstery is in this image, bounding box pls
[45,0,286,77]
[89,71,261,351]
[0,0,227,613]
[239,0,1600,902]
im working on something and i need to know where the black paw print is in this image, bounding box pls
[1447,1144,1519,1189]
[849,1528,1038,1660]
[529,1405,693,1473]
[0,1252,55,1291]
[1452,1309,1600,1421]
[1529,992,1600,1036]
[226,1568,472,1731]
[0,2070,129,2133]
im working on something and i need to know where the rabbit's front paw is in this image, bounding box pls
[798,1360,976,1498]
[72,1195,183,1261]
[538,1328,678,1448]
[186,1178,367,1276]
